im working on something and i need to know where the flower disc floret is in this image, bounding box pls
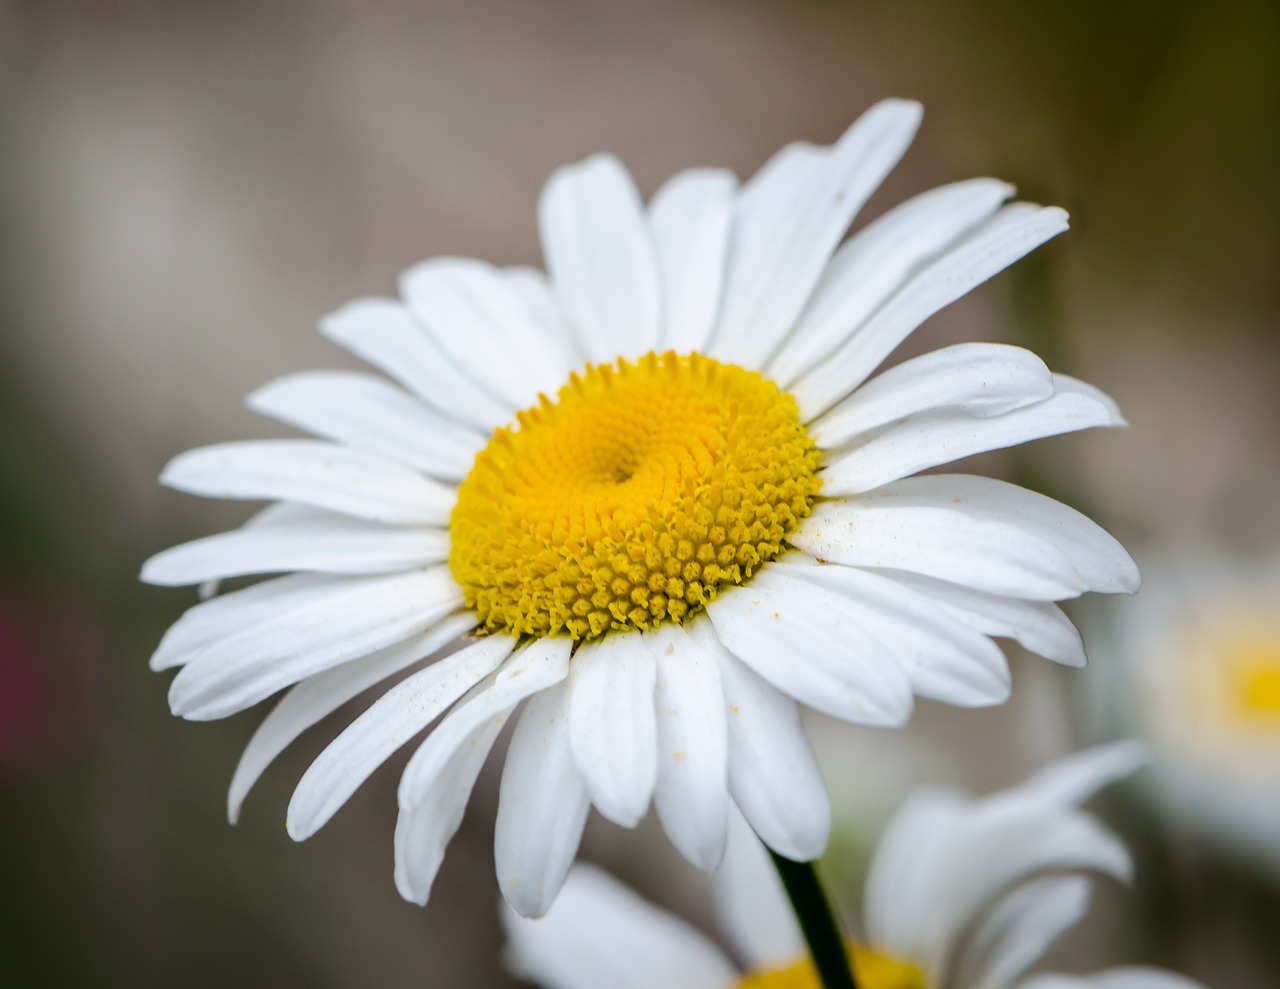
[449,351,822,641]
[737,944,925,989]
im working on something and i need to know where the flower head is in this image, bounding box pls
[503,744,1203,989]
[144,100,1138,914]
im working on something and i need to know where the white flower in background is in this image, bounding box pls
[143,99,1139,914]
[1099,553,1280,866]
[504,744,1204,989]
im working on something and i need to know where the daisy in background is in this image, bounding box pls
[143,98,1139,916]
[1096,552,1280,868]
[504,744,1205,989]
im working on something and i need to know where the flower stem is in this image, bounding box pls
[768,851,859,989]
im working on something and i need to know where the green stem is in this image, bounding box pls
[768,851,859,989]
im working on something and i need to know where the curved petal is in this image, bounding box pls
[791,475,1140,601]
[169,568,464,720]
[539,154,661,364]
[820,376,1124,496]
[320,297,514,432]
[502,865,739,989]
[808,342,1053,450]
[705,565,915,726]
[688,618,829,861]
[648,168,737,353]
[792,203,1070,420]
[647,623,729,871]
[284,632,514,840]
[961,875,1092,989]
[567,633,658,827]
[707,99,923,369]
[496,681,591,919]
[247,370,484,481]
[160,439,456,526]
[226,613,476,823]
[768,178,1014,387]
[1018,971,1205,989]
[1016,741,1147,808]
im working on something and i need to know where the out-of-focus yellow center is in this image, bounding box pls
[736,944,925,989]
[449,351,821,641]
[1230,642,1280,717]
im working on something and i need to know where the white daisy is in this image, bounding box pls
[1098,552,1280,867]
[143,99,1139,915]
[503,744,1204,989]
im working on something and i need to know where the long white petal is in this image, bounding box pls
[567,633,659,828]
[647,623,729,871]
[768,178,1014,387]
[502,865,739,989]
[707,99,923,369]
[399,257,577,409]
[820,376,1124,496]
[141,513,448,586]
[320,297,513,432]
[226,613,476,823]
[706,565,914,726]
[1016,741,1147,808]
[160,439,455,526]
[876,570,1087,667]
[808,342,1054,450]
[688,617,830,860]
[792,203,1070,420]
[648,168,737,354]
[791,475,1140,601]
[248,370,483,481]
[961,876,1092,989]
[1019,971,1205,989]
[284,632,514,840]
[496,682,591,919]
[781,560,1011,707]
[539,154,661,364]
[169,568,464,720]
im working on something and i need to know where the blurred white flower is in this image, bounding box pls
[503,744,1203,989]
[144,99,1138,915]
[1099,552,1280,865]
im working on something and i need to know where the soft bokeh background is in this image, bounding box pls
[3,1,1279,986]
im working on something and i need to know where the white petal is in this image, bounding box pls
[285,632,515,840]
[320,297,513,432]
[791,474,1139,601]
[170,569,463,720]
[141,513,448,586]
[648,168,737,353]
[503,265,585,367]
[496,682,591,919]
[712,808,804,972]
[808,342,1054,450]
[792,203,1070,420]
[688,617,830,860]
[877,570,1087,667]
[247,370,484,481]
[768,178,1014,387]
[780,560,1011,707]
[647,623,729,871]
[961,876,1092,989]
[226,612,476,823]
[567,633,659,827]
[1016,741,1147,808]
[707,99,923,369]
[399,257,577,410]
[820,376,1125,496]
[705,565,915,726]
[393,707,505,906]
[150,572,332,671]
[160,439,455,526]
[502,864,739,989]
[539,154,661,364]
[1019,971,1205,989]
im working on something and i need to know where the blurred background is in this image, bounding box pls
[2,1,1279,986]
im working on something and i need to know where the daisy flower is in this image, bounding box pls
[143,99,1139,915]
[503,744,1204,989]
[1097,552,1280,868]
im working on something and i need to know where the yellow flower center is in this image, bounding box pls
[1231,641,1280,718]
[736,944,926,989]
[449,351,821,641]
